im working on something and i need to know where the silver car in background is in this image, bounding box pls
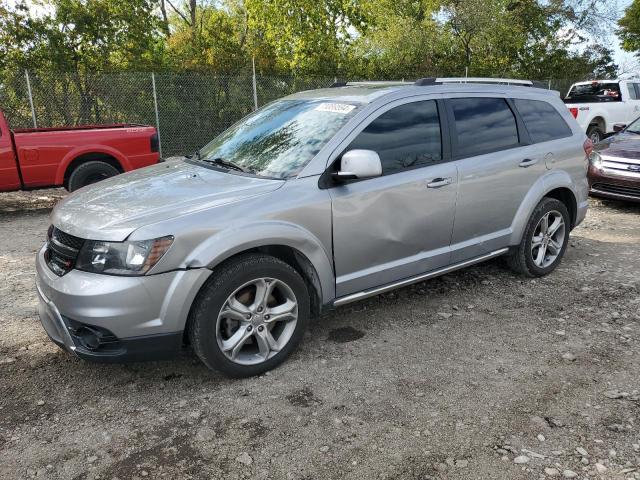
[36,78,590,377]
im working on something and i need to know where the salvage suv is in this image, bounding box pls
[36,78,590,377]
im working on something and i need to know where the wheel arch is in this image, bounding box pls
[509,172,580,245]
[544,187,577,228]
[56,145,131,186]
[588,115,606,134]
[175,222,335,311]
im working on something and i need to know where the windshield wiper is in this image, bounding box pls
[203,157,248,173]
[185,149,201,160]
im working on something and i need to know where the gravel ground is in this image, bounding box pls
[0,189,639,480]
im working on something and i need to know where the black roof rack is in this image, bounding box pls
[414,77,439,86]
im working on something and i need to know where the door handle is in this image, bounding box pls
[519,158,539,168]
[426,177,452,188]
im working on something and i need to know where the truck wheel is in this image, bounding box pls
[506,197,570,277]
[67,161,120,192]
[587,126,604,143]
[188,253,310,378]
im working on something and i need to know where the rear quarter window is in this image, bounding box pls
[513,99,572,143]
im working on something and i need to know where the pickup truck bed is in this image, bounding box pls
[0,111,160,192]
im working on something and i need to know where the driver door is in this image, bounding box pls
[328,99,458,297]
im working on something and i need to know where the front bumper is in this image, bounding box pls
[35,245,211,362]
[588,165,640,203]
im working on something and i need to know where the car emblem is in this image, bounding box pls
[628,164,640,172]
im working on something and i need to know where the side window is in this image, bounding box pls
[629,84,638,100]
[634,83,640,100]
[513,98,573,143]
[449,97,519,158]
[346,100,442,175]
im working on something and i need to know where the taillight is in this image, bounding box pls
[583,138,593,157]
[150,133,159,153]
[569,107,578,119]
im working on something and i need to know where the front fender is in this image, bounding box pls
[55,145,132,184]
[509,170,583,245]
[183,221,335,304]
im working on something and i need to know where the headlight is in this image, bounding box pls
[76,236,173,276]
[589,151,603,168]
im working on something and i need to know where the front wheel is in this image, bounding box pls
[506,197,570,277]
[188,254,310,377]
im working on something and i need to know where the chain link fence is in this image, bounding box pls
[0,70,580,157]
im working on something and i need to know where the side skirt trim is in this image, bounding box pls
[333,248,509,307]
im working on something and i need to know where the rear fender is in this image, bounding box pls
[182,221,335,304]
[509,170,579,245]
[55,145,131,185]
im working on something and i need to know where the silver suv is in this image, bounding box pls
[36,78,590,377]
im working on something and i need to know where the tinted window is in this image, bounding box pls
[450,98,519,157]
[347,100,442,175]
[514,99,572,143]
[629,84,638,100]
[634,83,640,99]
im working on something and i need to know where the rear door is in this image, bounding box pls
[329,98,458,297]
[446,96,546,262]
[0,111,21,192]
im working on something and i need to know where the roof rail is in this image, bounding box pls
[330,80,411,88]
[414,77,534,87]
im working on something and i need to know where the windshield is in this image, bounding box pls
[197,99,361,179]
[625,116,640,134]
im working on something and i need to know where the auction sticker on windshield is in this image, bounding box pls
[314,103,356,114]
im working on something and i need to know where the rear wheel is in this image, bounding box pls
[506,197,570,277]
[587,126,604,144]
[67,161,120,191]
[188,254,310,377]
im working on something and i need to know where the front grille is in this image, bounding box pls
[592,182,640,198]
[45,226,85,276]
[601,157,640,177]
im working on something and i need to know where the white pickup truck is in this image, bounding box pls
[563,79,640,143]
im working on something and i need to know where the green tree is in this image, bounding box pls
[244,0,367,76]
[619,0,640,55]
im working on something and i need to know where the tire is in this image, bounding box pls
[506,197,571,277]
[188,253,310,378]
[67,161,120,192]
[587,126,604,144]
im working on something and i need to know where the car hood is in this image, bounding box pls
[51,160,285,241]
[596,131,640,159]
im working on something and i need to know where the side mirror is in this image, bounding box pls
[333,149,382,181]
[613,123,626,133]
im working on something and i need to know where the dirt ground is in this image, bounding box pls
[0,189,639,480]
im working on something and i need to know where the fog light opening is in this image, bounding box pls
[76,326,102,350]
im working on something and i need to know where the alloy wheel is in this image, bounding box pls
[216,277,298,365]
[531,210,566,268]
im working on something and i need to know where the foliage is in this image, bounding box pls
[0,0,620,80]
[619,0,640,56]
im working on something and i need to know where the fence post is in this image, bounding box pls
[25,70,37,128]
[151,72,163,158]
[252,56,258,111]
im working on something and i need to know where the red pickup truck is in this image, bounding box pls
[0,110,160,192]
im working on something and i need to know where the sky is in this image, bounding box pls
[609,0,637,71]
